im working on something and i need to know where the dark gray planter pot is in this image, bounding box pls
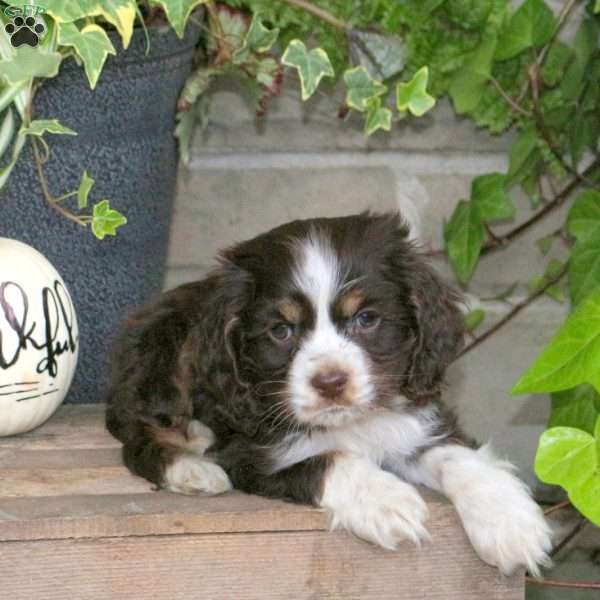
[1,24,200,404]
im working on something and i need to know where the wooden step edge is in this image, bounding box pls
[0,490,456,544]
[0,491,332,542]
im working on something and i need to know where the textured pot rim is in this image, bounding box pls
[55,22,202,74]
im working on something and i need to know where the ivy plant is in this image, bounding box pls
[0,0,210,238]
[1,1,600,572]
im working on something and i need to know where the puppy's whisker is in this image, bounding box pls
[258,400,289,422]
[259,390,290,398]
[256,401,291,425]
[271,408,295,431]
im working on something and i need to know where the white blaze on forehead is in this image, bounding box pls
[292,230,341,326]
[287,229,375,426]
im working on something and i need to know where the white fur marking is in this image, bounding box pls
[164,454,232,495]
[162,422,230,495]
[292,230,340,326]
[414,444,553,576]
[186,419,216,453]
[271,404,441,473]
[289,233,375,426]
[320,455,430,549]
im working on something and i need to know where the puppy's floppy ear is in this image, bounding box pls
[404,259,464,398]
[378,213,464,399]
[195,256,259,436]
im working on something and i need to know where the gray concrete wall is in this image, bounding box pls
[166,80,568,490]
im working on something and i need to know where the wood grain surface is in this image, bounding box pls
[0,405,524,599]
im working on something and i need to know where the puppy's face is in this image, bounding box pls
[224,214,462,431]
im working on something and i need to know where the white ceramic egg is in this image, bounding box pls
[0,238,79,436]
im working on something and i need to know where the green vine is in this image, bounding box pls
[1,0,600,586]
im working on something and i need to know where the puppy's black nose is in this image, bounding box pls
[310,369,348,399]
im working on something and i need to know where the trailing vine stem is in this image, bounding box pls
[425,158,600,260]
[277,0,350,31]
[488,76,532,117]
[549,518,587,558]
[535,0,580,70]
[482,158,600,254]
[456,263,568,360]
[525,577,600,590]
[22,90,89,228]
[205,1,226,49]
[543,499,571,516]
[528,67,600,191]
[31,137,91,228]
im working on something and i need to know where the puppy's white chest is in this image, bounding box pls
[271,407,439,472]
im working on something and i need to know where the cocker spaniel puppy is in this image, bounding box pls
[106,212,551,575]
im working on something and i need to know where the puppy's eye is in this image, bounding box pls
[269,322,294,342]
[355,310,380,330]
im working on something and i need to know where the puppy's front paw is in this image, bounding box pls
[320,455,429,550]
[457,474,553,576]
[164,454,232,495]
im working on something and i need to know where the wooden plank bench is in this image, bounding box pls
[0,405,523,599]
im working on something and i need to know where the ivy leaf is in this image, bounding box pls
[255,58,282,93]
[534,424,600,526]
[233,13,279,63]
[242,13,278,53]
[567,190,600,245]
[561,20,598,102]
[347,29,407,80]
[464,308,486,332]
[77,171,94,209]
[445,0,494,30]
[0,80,28,114]
[481,282,519,302]
[512,287,600,394]
[178,66,217,109]
[540,42,573,87]
[149,0,207,38]
[205,4,248,56]
[0,46,61,83]
[58,23,116,89]
[568,193,600,306]
[495,0,556,61]
[444,200,485,284]
[0,107,15,159]
[396,66,436,117]
[281,40,334,101]
[91,200,127,240]
[570,111,598,168]
[528,259,566,303]
[46,0,137,48]
[364,97,392,136]
[536,233,556,255]
[0,130,26,189]
[175,99,208,165]
[449,33,497,114]
[568,230,600,306]
[343,66,387,112]
[507,125,538,184]
[549,385,600,435]
[174,109,195,166]
[528,278,564,303]
[471,172,514,222]
[20,119,77,136]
